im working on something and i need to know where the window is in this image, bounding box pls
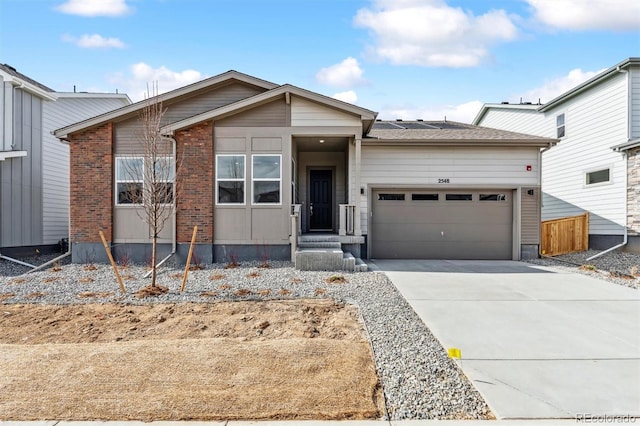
[115,157,175,205]
[446,194,472,201]
[216,155,245,204]
[412,193,438,201]
[586,168,610,185]
[252,154,281,204]
[116,157,143,205]
[556,113,565,138]
[378,193,405,201]
[480,194,506,201]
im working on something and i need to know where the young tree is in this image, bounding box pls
[119,83,179,288]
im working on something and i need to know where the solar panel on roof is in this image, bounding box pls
[401,122,441,129]
[372,122,405,129]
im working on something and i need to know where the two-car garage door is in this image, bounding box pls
[371,189,513,259]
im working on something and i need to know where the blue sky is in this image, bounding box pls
[1,0,638,122]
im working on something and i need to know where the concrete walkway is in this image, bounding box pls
[370,260,640,419]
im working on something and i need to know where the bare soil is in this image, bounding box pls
[0,299,383,421]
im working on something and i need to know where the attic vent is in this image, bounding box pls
[376,119,381,121]
[396,119,403,121]
[417,119,423,121]
[2,64,17,72]
[501,101,509,104]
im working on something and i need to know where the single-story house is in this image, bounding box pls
[0,63,130,256]
[54,70,555,269]
[473,57,640,253]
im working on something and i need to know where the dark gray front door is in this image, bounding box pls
[309,170,332,230]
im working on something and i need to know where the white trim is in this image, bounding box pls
[0,150,27,161]
[251,154,282,206]
[584,165,613,187]
[216,154,246,205]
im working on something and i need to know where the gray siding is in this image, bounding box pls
[42,95,130,244]
[216,99,287,127]
[213,127,291,245]
[0,89,43,247]
[521,187,541,244]
[631,66,640,139]
[115,82,262,153]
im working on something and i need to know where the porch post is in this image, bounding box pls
[354,137,362,236]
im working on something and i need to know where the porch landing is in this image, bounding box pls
[294,234,367,272]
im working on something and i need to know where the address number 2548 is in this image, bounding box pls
[438,178,450,183]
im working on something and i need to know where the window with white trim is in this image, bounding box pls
[252,154,281,204]
[116,157,143,205]
[216,155,246,204]
[556,113,565,138]
[586,168,610,185]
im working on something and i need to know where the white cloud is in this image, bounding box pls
[316,57,368,88]
[526,0,640,31]
[332,90,358,104]
[354,0,518,67]
[380,100,484,124]
[62,33,126,49]
[109,63,204,101]
[515,68,605,104]
[56,0,131,17]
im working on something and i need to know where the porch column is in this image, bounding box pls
[354,137,362,236]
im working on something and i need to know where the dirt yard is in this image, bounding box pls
[0,299,384,421]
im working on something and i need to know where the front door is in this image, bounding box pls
[309,169,332,230]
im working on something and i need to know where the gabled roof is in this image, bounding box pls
[54,70,278,140]
[473,57,640,124]
[365,120,556,147]
[472,103,539,125]
[0,63,56,101]
[161,84,377,135]
[539,57,639,112]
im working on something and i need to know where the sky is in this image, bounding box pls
[1,0,639,123]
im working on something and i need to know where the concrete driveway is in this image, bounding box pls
[370,259,640,420]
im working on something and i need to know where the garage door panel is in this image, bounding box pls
[372,189,513,260]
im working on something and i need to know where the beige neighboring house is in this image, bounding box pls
[474,57,640,254]
[54,70,555,270]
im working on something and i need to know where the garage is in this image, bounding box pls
[371,189,513,259]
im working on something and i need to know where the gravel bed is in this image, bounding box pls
[0,259,491,420]
[525,249,640,290]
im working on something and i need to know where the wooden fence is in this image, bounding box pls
[541,213,589,256]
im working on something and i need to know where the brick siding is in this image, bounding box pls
[628,147,640,235]
[175,121,214,243]
[69,123,114,242]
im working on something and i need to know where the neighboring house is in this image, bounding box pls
[0,63,130,256]
[54,70,555,269]
[474,57,640,253]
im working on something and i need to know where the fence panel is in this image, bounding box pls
[541,213,589,256]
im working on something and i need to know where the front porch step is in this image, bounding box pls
[298,241,342,249]
[295,234,367,272]
[295,248,345,271]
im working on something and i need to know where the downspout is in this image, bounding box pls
[586,152,629,260]
[538,142,554,257]
[16,133,73,274]
[586,66,631,260]
[143,135,177,277]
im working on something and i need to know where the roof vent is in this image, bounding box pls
[396,119,403,121]
[501,101,509,104]
[2,64,17,72]
[524,102,532,105]
[417,119,423,121]
[376,119,381,121]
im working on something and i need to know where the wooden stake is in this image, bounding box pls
[99,230,126,294]
[181,226,198,292]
